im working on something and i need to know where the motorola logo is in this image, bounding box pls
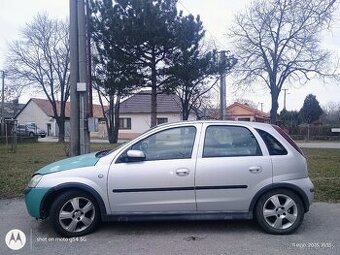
[5,229,26,250]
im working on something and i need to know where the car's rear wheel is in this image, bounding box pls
[50,191,100,237]
[255,189,304,234]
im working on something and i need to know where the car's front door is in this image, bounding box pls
[195,124,273,212]
[108,125,200,213]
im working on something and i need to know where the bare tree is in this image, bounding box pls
[230,0,338,123]
[6,14,70,142]
[0,85,23,103]
[234,98,258,109]
[321,102,340,124]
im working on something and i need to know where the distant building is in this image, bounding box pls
[98,91,197,140]
[226,102,270,123]
[15,98,104,137]
[202,102,270,123]
[1,99,24,120]
[15,93,197,139]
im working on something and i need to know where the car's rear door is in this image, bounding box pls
[195,123,272,212]
[108,124,201,213]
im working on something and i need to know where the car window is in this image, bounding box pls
[130,126,196,161]
[255,129,288,155]
[203,125,262,158]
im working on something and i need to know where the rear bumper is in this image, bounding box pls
[283,177,315,210]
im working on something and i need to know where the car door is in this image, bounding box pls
[108,124,200,213]
[195,123,272,212]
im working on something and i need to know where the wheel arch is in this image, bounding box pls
[40,183,107,219]
[249,183,310,215]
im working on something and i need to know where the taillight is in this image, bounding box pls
[272,125,304,156]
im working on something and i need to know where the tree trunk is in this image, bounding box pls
[107,96,115,144]
[151,81,157,127]
[270,89,279,124]
[150,53,157,127]
[56,117,65,142]
[112,95,121,143]
[182,101,190,120]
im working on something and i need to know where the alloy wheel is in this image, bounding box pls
[58,197,95,233]
[262,194,298,230]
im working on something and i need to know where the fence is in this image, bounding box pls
[289,125,340,141]
[0,119,38,152]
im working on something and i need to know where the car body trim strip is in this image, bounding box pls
[112,185,248,193]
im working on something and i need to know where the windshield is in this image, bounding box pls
[95,143,125,158]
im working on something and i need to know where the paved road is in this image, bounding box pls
[297,142,340,149]
[0,199,339,255]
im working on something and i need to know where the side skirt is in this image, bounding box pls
[102,212,253,222]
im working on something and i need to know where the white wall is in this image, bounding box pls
[118,112,197,139]
[16,101,56,135]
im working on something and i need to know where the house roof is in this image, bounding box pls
[120,92,182,114]
[226,102,270,118]
[202,102,270,120]
[1,101,25,119]
[16,98,105,119]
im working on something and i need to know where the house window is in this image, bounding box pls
[157,118,168,125]
[238,117,251,121]
[119,118,131,130]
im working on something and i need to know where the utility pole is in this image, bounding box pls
[78,0,90,154]
[219,51,226,120]
[70,0,80,156]
[1,71,5,136]
[260,102,264,112]
[70,0,90,155]
[282,88,289,110]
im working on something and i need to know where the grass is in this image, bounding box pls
[0,143,339,202]
[0,143,116,198]
[302,148,340,202]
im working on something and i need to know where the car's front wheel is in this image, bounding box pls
[255,189,304,234]
[50,191,100,237]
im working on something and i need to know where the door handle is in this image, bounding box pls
[176,169,190,176]
[249,166,262,173]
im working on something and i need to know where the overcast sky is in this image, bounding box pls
[0,0,339,112]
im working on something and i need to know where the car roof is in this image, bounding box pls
[157,120,273,130]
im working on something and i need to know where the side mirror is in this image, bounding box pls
[126,150,146,162]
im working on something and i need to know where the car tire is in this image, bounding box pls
[255,189,304,235]
[50,190,100,237]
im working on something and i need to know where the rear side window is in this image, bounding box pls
[203,125,262,157]
[272,125,304,156]
[256,129,288,155]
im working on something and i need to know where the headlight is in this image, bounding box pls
[28,175,43,188]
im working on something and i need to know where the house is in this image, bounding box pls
[0,99,24,136]
[202,102,270,123]
[16,93,196,139]
[116,92,196,139]
[226,102,270,123]
[15,98,104,136]
[1,99,24,120]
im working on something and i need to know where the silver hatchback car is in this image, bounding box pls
[25,121,314,237]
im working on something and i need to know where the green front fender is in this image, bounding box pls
[24,187,50,218]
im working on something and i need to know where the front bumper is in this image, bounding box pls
[24,187,50,218]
